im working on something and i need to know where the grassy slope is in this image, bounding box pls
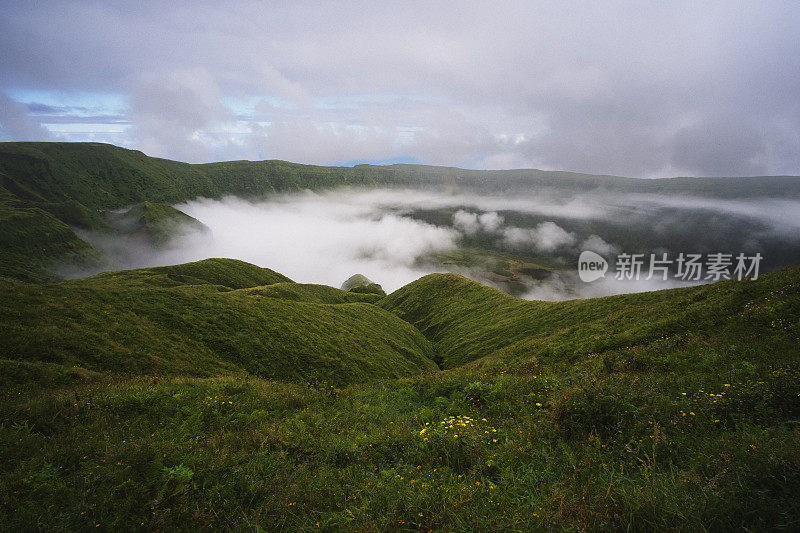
[1,142,800,529]
[378,268,800,369]
[1,264,798,530]
[0,191,102,282]
[0,142,382,212]
[81,257,292,290]
[244,282,384,304]
[0,142,383,280]
[0,259,438,386]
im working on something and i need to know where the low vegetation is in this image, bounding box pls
[0,259,437,385]
[1,257,799,530]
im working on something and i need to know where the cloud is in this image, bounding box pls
[503,222,577,251]
[80,190,458,292]
[478,211,503,232]
[1,2,799,175]
[452,209,504,234]
[70,186,800,300]
[666,114,767,176]
[580,235,617,257]
[0,91,53,141]
[129,68,236,162]
[521,272,702,302]
[452,210,480,234]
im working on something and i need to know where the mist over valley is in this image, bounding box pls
[74,184,800,300]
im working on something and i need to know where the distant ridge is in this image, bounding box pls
[2,141,800,282]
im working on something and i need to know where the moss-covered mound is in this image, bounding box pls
[341,273,386,296]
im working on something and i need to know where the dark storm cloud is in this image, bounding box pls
[1,1,799,176]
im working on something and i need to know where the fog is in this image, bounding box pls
[79,187,800,300]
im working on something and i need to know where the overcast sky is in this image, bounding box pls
[1,1,799,176]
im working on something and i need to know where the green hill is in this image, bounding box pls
[0,199,103,282]
[2,142,799,214]
[75,257,291,290]
[246,282,384,304]
[379,268,800,369]
[0,258,437,386]
[106,201,208,246]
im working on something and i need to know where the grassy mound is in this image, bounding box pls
[243,282,383,304]
[107,201,207,246]
[0,259,437,385]
[341,274,386,296]
[76,258,293,290]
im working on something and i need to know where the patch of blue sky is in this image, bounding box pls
[6,89,128,118]
[333,156,422,167]
[220,95,300,119]
[42,123,130,134]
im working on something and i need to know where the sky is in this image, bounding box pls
[1,1,799,177]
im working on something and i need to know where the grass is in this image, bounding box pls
[0,199,103,282]
[379,267,800,370]
[1,259,799,530]
[0,259,437,385]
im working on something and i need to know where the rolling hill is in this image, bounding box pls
[0,258,437,386]
[379,267,800,369]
